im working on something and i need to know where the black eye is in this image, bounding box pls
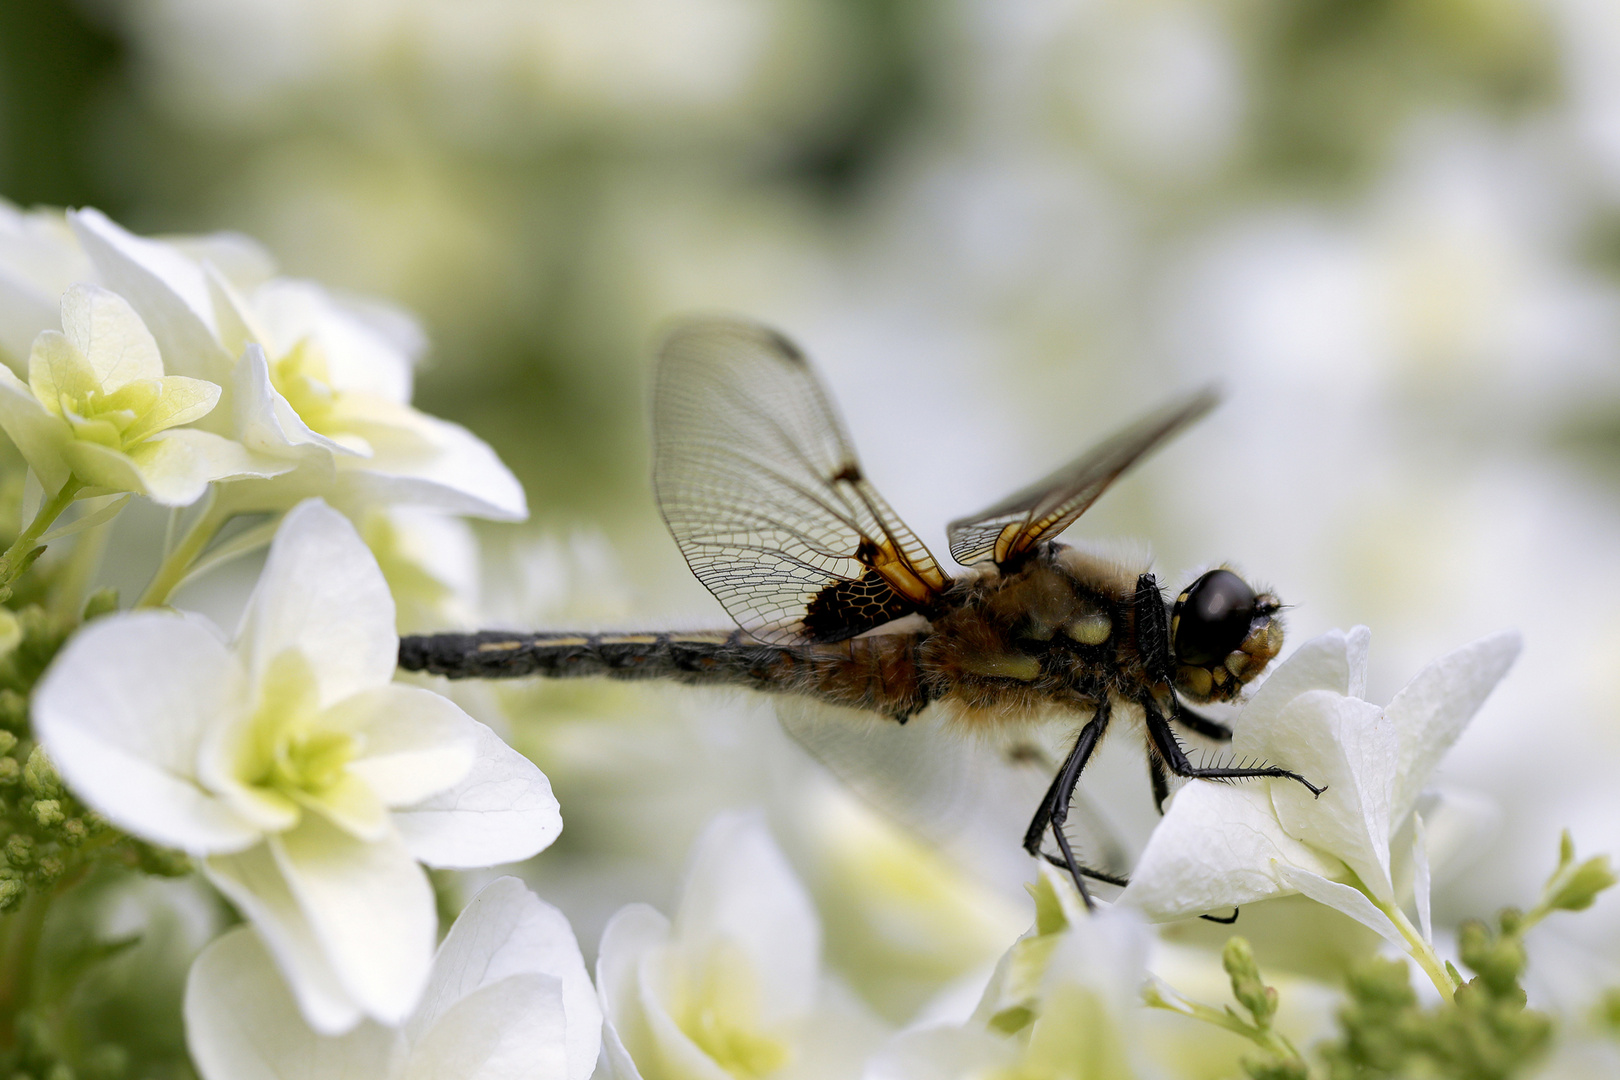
[1172,569,1255,666]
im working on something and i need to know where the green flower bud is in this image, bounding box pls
[22,747,60,798]
[1223,937,1278,1027]
[29,799,62,828]
[4,834,34,867]
[80,1045,128,1080]
[0,731,18,756]
[1459,920,1526,996]
[44,1062,73,1080]
[32,855,63,884]
[58,818,87,846]
[80,588,119,623]
[1546,856,1616,913]
[0,878,26,910]
[0,758,21,786]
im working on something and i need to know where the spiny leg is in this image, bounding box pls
[1173,704,1233,743]
[1143,695,1325,795]
[1148,754,1170,815]
[1022,700,1117,906]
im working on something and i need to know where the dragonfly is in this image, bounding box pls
[398,319,1323,908]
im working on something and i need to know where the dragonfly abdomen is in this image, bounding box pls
[397,628,932,720]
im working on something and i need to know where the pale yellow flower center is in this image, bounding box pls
[240,650,357,801]
[269,339,339,433]
[672,941,791,1080]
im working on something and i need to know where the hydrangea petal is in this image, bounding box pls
[391,720,561,868]
[671,809,819,1025]
[253,278,416,401]
[70,208,235,385]
[185,927,401,1080]
[326,684,477,807]
[0,364,70,491]
[410,877,600,1080]
[34,612,260,853]
[203,842,363,1034]
[1237,626,1369,736]
[1118,782,1341,920]
[1385,630,1521,824]
[1273,864,1405,947]
[70,429,279,507]
[236,499,397,707]
[330,401,528,521]
[1258,690,1399,904]
[402,975,567,1080]
[597,905,670,1080]
[866,1023,1016,1080]
[60,283,164,387]
[272,814,437,1026]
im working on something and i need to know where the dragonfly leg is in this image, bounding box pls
[1173,704,1233,742]
[1021,699,1115,906]
[1149,753,1170,815]
[1143,695,1325,796]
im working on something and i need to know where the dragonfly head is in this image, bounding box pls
[1169,568,1282,703]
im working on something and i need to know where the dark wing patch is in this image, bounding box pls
[946,389,1218,567]
[654,318,950,644]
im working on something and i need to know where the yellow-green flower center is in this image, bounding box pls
[241,650,357,800]
[672,942,791,1080]
[269,339,339,433]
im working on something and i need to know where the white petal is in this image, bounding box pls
[672,809,820,1025]
[1258,691,1399,904]
[33,612,261,853]
[391,720,561,869]
[635,950,734,1080]
[330,685,477,806]
[402,975,567,1080]
[331,404,527,521]
[236,498,397,708]
[71,429,291,507]
[203,843,363,1034]
[273,814,438,1026]
[231,344,353,457]
[185,927,401,1080]
[253,278,416,401]
[1118,782,1342,921]
[59,283,164,387]
[597,905,669,1080]
[0,266,60,375]
[1273,864,1405,947]
[1239,626,1370,733]
[411,877,601,1080]
[0,363,70,491]
[1413,812,1433,944]
[1385,630,1522,824]
[69,208,235,384]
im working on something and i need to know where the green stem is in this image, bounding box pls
[0,478,84,592]
[0,891,51,1049]
[138,499,228,608]
[1379,900,1459,1001]
[1145,984,1303,1065]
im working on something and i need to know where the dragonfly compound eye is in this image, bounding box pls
[1171,569,1256,667]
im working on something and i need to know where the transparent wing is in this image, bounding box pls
[776,698,1130,890]
[946,389,1219,567]
[654,319,950,644]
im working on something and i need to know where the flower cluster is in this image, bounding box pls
[0,203,1612,1080]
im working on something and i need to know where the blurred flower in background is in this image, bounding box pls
[3,0,1620,1075]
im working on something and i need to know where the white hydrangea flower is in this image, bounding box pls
[185,876,601,1080]
[69,207,526,521]
[34,499,561,1033]
[866,865,1154,1080]
[597,809,887,1080]
[0,283,282,506]
[1119,626,1520,983]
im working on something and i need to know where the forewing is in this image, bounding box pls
[946,389,1218,567]
[654,319,948,644]
[776,698,1129,892]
